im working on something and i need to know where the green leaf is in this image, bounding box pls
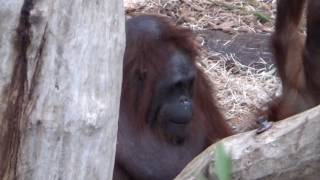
[254,12,270,24]
[215,143,231,180]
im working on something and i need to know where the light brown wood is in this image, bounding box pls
[176,105,320,180]
[0,0,125,179]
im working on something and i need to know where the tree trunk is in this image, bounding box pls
[176,105,320,180]
[0,0,125,179]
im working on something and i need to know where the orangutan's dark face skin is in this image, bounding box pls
[148,51,195,144]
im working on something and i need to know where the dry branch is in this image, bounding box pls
[176,105,320,180]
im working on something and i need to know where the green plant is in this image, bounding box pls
[215,143,231,180]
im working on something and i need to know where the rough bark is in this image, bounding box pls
[0,0,125,179]
[176,105,320,180]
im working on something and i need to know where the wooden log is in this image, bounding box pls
[0,0,125,179]
[176,105,320,180]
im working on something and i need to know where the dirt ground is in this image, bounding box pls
[200,30,273,67]
[199,30,276,132]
